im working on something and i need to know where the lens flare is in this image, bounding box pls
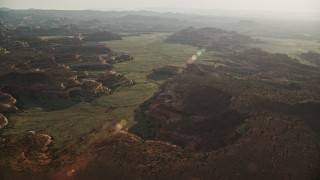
[115,119,127,131]
[115,123,122,131]
[119,119,127,127]
[66,169,75,177]
[183,49,206,67]
[187,59,194,64]
[191,55,197,61]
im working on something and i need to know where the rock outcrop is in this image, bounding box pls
[103,52,133,64]
[97,70,135,89]
[0,132,52,172]
[0,32,134,107]
[0,91,18,129]
[0,91,18,113]
[0,114,8,129]
[81,80,110,101]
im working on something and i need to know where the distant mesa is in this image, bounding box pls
[207,48,320,82]
[166,27,255,50]
[300,51,320,66]
[1,25,78,39]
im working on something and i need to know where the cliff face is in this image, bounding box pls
[131,79,249,152]
[0,114,8,129]
[0,132,52,173]
[1,93,47,174]
[0,30,134,108]
[0,91,18,129]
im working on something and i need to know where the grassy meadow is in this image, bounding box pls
[2,33,199,152]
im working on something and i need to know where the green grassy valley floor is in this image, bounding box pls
[2,33,199,154]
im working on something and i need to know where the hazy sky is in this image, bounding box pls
[1,0,319,13]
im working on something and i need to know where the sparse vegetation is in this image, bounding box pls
[0,7,320,180]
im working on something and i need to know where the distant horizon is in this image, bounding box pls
[1,6,320,14]
[1,6,319,21]
[1,0,319,13]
